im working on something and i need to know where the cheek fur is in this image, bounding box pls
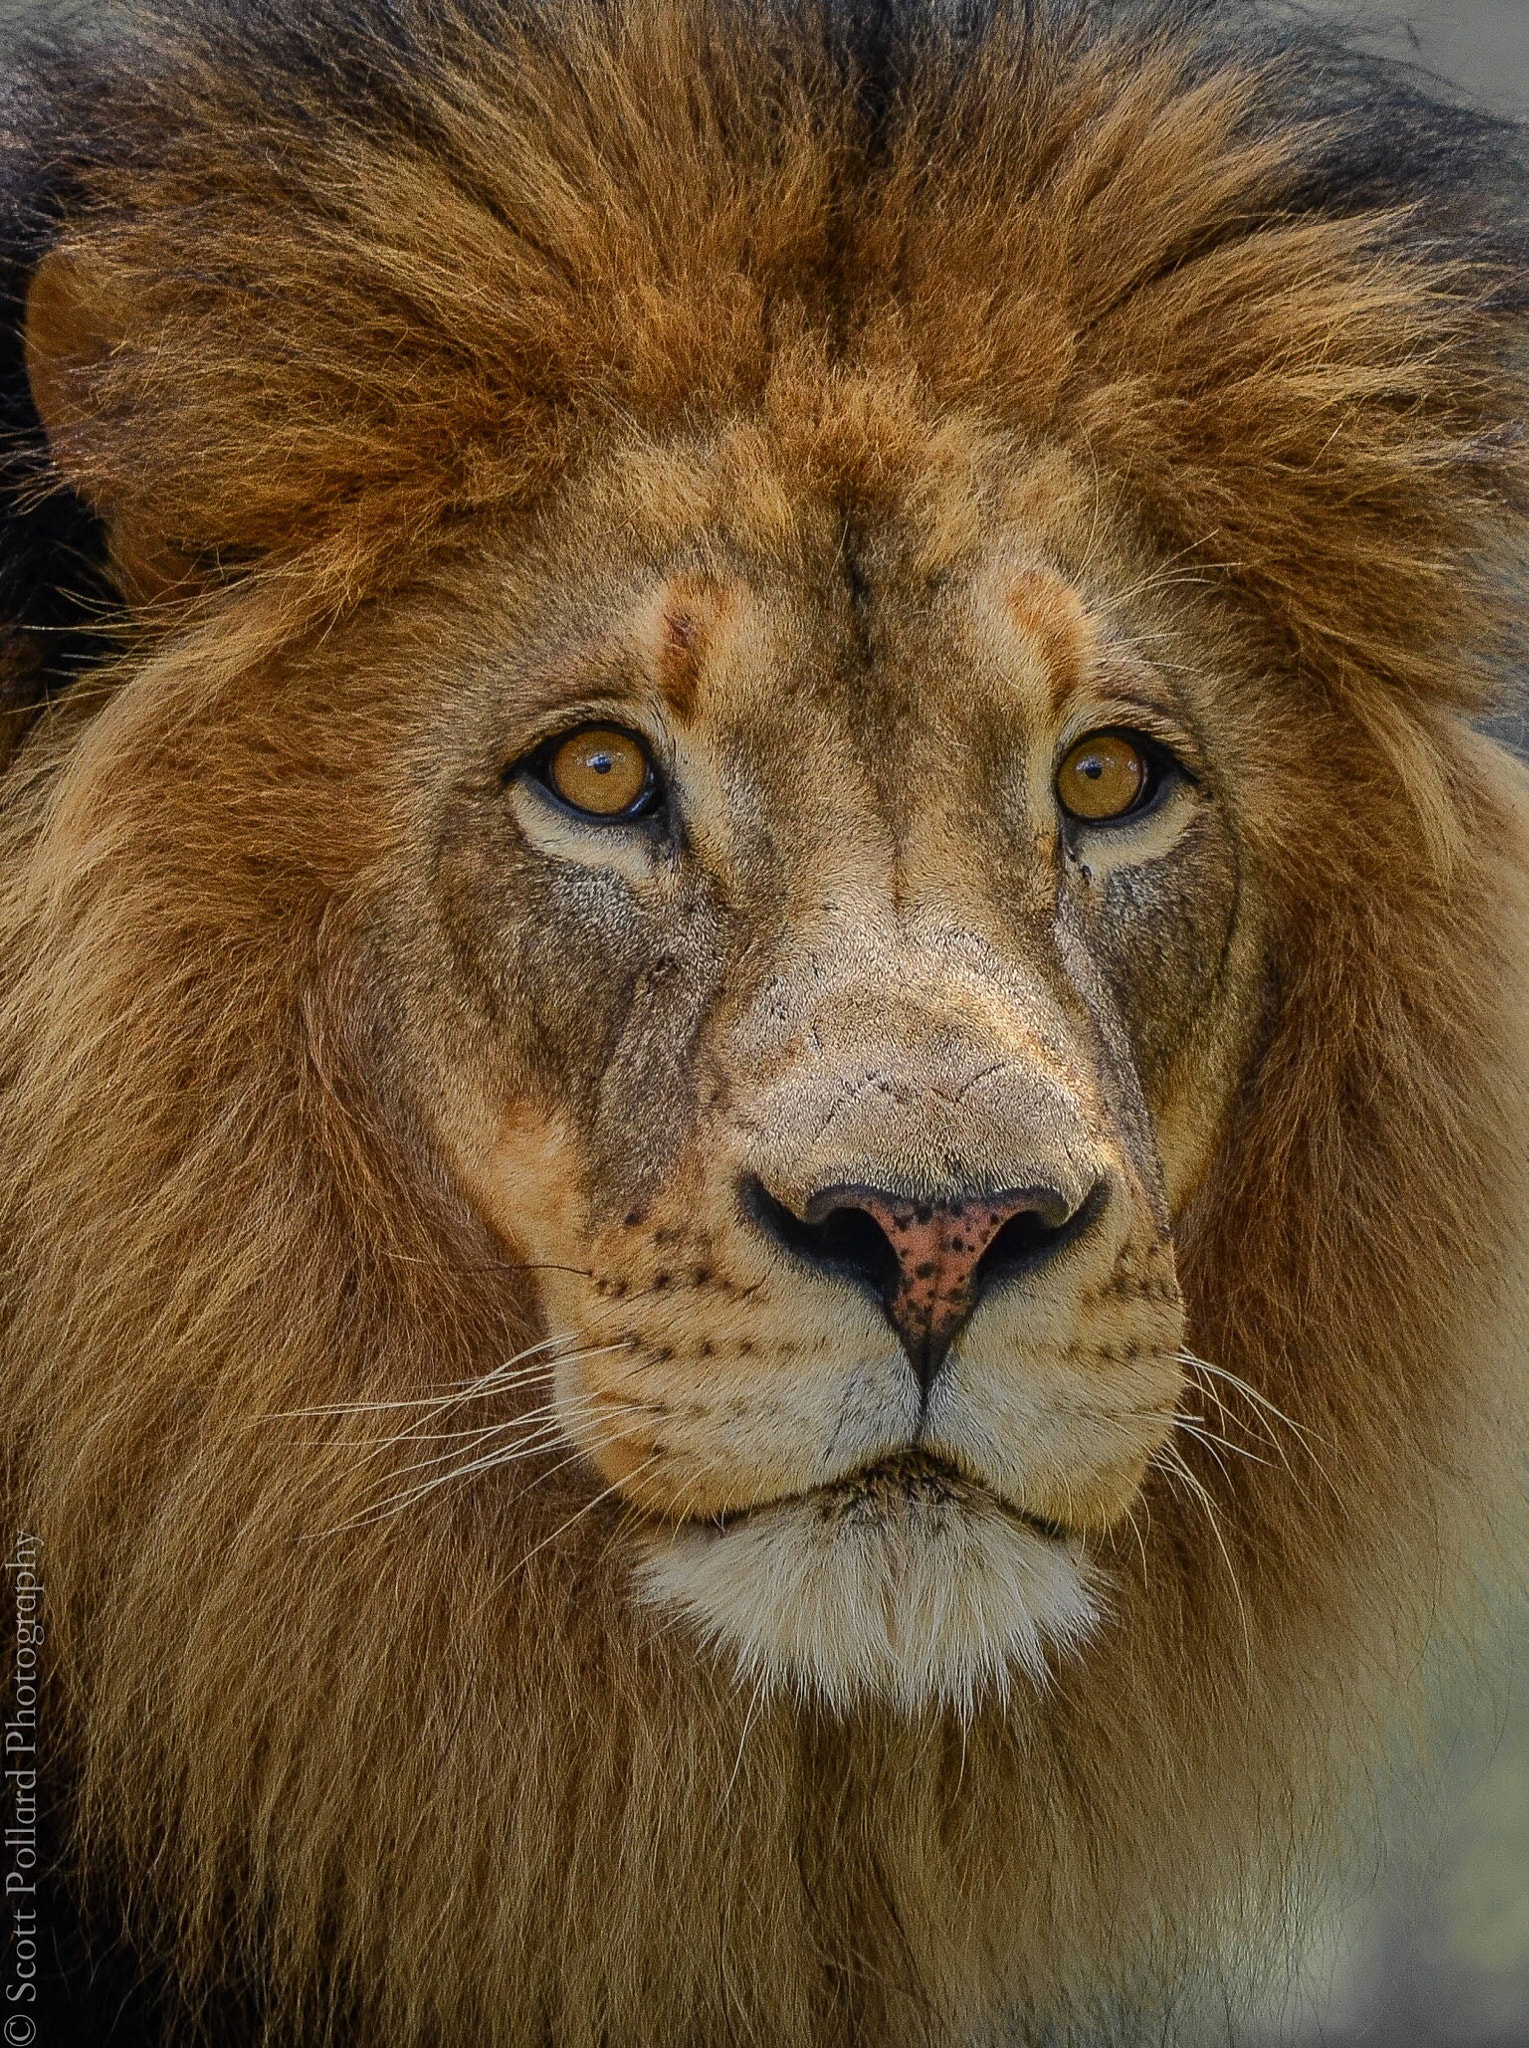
[1078,812,1240,1100]
[434,798,735,1211]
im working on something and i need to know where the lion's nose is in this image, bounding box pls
[745,1177,1102,1391]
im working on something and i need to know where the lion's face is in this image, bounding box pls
[372,422,1258,1710]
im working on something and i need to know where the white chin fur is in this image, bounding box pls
[636,1460,1102,1717]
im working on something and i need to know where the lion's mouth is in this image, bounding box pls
[711,1449,1073,1546]
[637,1446,1099,1713]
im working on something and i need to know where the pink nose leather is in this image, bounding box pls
[803,1187,1057,1378]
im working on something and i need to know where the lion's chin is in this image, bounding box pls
[636,1452,1102,1718]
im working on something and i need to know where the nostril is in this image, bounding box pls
[803,1202,903,1298]
[741,1177,903,1305]
[974,1179,1105,1297]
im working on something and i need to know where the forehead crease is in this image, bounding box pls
[640,572,749,721]
[1003,567,1097,721]
[495,567,772,732]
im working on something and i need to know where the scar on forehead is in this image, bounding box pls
[1007,567,1096,715]
[641,574,740,719]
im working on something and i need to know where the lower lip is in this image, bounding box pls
[719,1453,1072,1545]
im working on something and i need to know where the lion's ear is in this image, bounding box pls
[24,242,192,603]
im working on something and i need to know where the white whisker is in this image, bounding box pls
[1153,1438,1251,1663]
[1176,1347,1341,1508]
[267,1339,631,1422]
[505,1455,666,1581]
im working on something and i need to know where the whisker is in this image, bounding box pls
[273,1384,622,1489]
[1176,1349,1325,1453]
[302,1374,660,1533]
[315,1411,658,1536]
[1119,1496,1151,1579]
[505,1455,667,1581]
[1172,1414,1275,1475]
[372,1397,653,1489]
[264,1339,635,1423]
[1153,1439,1252,1662]
[1176,1348,1343,1510]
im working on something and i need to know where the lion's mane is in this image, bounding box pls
[2,1,1528,2042]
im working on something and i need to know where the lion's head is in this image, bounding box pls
[3,1,1528,2041]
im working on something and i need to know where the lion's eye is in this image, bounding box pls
[539,726,657,820]
[1055,732,1154,823]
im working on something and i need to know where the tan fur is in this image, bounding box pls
[3,1,1529,2041]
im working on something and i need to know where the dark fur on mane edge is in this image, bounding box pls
[0,1,1527,2044]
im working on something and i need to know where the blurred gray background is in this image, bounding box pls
[0,0,1523,2042]
[1317,1,1523,115]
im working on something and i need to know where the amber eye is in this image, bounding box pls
[540,726,656,819]
[1055,732,1153,823]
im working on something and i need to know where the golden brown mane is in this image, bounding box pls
[1,1,1527,2040]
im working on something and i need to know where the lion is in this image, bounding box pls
[1,0,1527,2040]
